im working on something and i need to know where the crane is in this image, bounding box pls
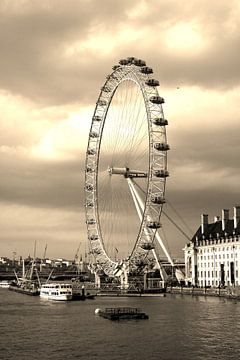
[40,243,48,272]
[43,244,48,261]
[73,242,81,264]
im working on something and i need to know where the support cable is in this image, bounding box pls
[128,178,174,266]
[162,210,192,241]
[132,179,192,241]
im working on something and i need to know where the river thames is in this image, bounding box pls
[0,289,239,360]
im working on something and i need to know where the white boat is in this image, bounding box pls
[40,283,73,301]
[0,280,10,288]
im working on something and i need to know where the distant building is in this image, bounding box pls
[184,206,240,287]
[0,257,8,265]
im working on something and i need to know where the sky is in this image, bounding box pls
[0,0,239,261]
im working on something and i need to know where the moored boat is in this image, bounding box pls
[9,257,40,296]
[0,280,10,288]
[71,282,95,300]
[9,281,40,296]
[72,292,95,300]
[40,283,73,301]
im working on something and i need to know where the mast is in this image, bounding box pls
[30,240,37,280]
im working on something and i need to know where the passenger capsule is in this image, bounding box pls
[110,74,119,80]
[151,196,166,204]
[127,56,138,63]
[93,249,101,255]
[141,243,154,250]
[97,100,107,106]
[86,166,94,173]
[86,202,94,207]
[89,235,99,241]
[153,118,168,126]
[90,132,99,138]
[133,59,146,66]
[87,149,96,155]
[119,59,130,65]
[112,65,120,70]
[101,86,111,93]
[85,184,93,191]
[86,219,96,225]
[92,115,102,122]
[140,67,153,74]
[147,221,161,229]
[150,96,165,104]
[154,143,170,151]
[145,79,159,87]
[154,170,169,178]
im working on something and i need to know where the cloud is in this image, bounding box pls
[0,0,135,105]
[0,202,86,259]
[164,86,240,171]
[0,150,84,210]
[0,0,239,106]
[0,0,239,260]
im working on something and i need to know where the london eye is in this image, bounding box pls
[85,57,172,281]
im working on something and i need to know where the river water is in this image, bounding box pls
[0,289,239,360]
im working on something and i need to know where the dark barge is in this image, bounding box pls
[95,307,149,320]
[9,283,40,296]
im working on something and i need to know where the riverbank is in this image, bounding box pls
[167,286,240,300]
[97,291,166,297]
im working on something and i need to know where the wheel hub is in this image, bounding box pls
[108,166,148,178]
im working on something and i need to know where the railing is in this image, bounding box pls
[104,307,142,315]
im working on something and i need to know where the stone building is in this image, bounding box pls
[184,206,240,287]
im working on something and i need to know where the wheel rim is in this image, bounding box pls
[85,58,169,277]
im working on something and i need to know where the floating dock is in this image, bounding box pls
[95,307,149,321]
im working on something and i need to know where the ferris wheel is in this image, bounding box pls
[85,57,173,278]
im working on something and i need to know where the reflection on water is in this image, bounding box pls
[0,289,240,360]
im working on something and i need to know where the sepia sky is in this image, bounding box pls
[0,0,239,260]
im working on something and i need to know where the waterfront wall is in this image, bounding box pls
[167,286,240,300]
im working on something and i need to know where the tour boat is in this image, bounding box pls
[0,280,10,288]
[40,283,73,301]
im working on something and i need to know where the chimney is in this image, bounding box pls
[234,206,240,229]
[222,209,229,231]
[201,214,208,234]
[214,216,220,223]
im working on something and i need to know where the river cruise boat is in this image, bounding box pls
[40,283,73,301]
[0,280,10,288]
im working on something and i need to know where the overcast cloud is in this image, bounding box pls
[0,0,239,259]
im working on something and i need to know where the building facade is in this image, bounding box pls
[184,206,240,287]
